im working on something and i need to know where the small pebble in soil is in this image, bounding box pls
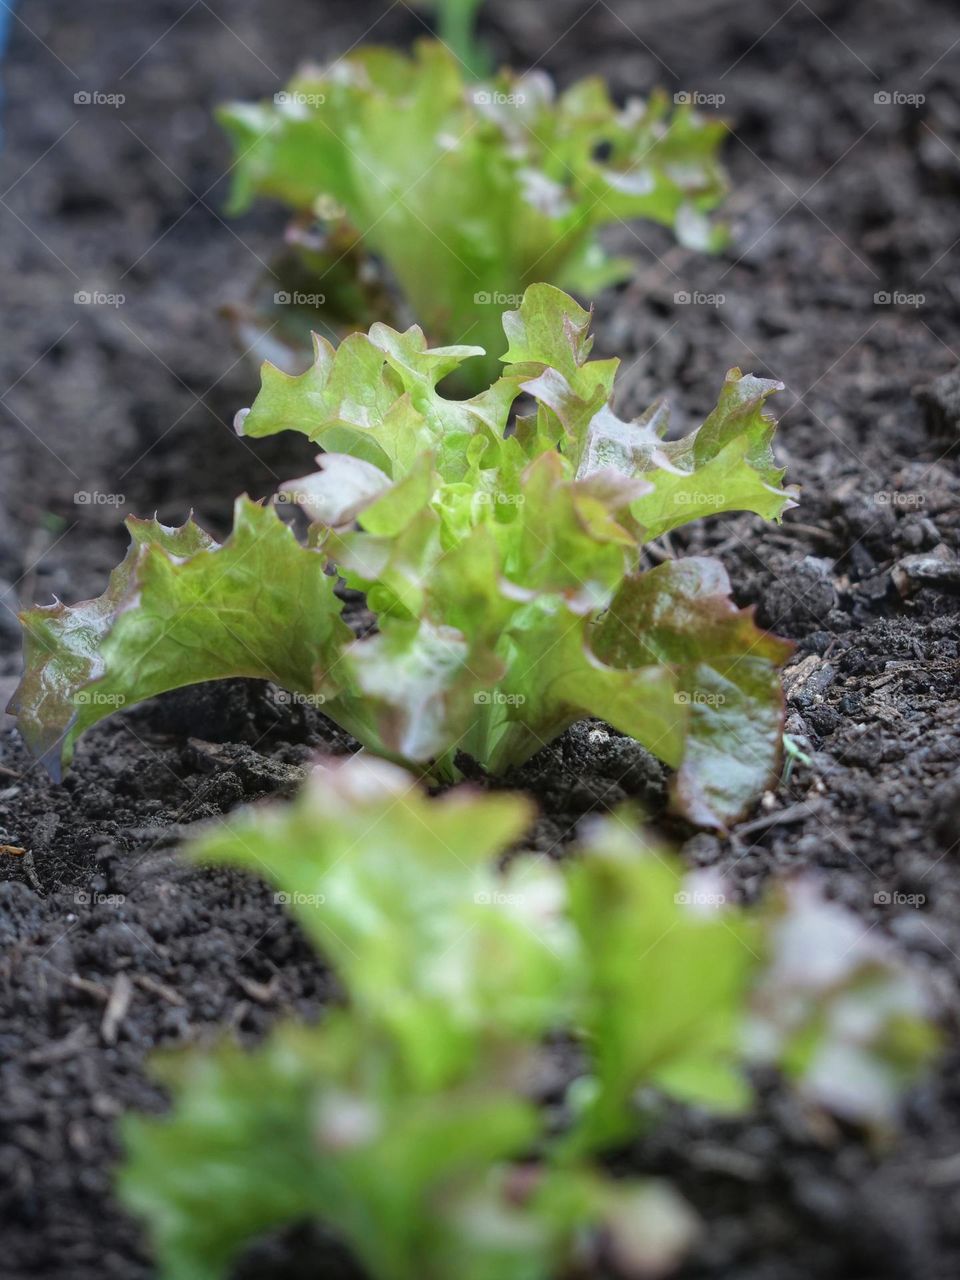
[892,545,960,596]
[758,556,839,635]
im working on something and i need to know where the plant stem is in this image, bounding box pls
[436,0,488,79]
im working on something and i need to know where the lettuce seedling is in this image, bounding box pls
[218,40,727,389]
[118,757,936,1280]
[10,285,796,828]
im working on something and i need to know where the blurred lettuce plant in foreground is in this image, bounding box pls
[217,40,727,389]
[118,756,937,1280]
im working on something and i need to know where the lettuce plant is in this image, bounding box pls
[218,40,727,388]
[118,757,936,1280]
[9,285,797,828]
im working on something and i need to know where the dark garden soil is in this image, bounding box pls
[2,0,960,1276]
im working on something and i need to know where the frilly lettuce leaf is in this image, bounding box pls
[8,515,215,776]
[278,451,393,529]
[499,285,798,535]
[566,816,762,1150]
[592,557,795,828]
[623,370,799,539]
[218,40,728,390]
[341,619,505,768]
[8,500,350,777]
[237,325,517,480]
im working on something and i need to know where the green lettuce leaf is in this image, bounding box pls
[341,619,505,765]
[624,370,799,538]
[499,286,797,535]
[565,811,937,1147]
[566,815,762,1150]
[8,499,350,775]
[237,324,517,481]
[592,557,795,828]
